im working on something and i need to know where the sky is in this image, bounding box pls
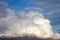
[0,0,60,38]
[2,0,60,33]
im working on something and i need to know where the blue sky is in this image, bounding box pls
[0,0,60,33]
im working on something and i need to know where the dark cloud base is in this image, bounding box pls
[0,36,59,40]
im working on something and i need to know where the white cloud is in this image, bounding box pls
[0,7,60,39]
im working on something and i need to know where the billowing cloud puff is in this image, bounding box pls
[0,6,60,39]
[0,7,54,38]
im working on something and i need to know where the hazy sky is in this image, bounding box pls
[0,0,60,33]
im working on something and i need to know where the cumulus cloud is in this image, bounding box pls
[0,2,60,38]
[0,7,54,38]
